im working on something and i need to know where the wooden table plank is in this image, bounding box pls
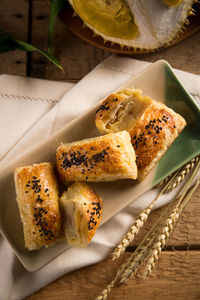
[30,0,200,80]
[0,0,29,76]
[26,251,200,300]
[130,185,200,247]
[139,30,200,75]
[29,0,110,81]
[0,1,200,300]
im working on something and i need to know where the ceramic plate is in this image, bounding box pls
[0,60,200,272]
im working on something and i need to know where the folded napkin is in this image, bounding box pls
[0,56,200,300]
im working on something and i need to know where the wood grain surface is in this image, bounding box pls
[0,1,200,299]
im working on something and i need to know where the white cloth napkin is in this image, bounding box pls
[0,56,200,300]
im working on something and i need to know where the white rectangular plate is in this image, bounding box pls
[0,60,200,271]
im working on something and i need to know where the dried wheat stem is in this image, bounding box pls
[156,156,199,192]
[119,233,158,284]
[95,280,115,300]
[143,165,200,278]
[95,158,200,300]
[95,254,134,300]
[165,157,199,193]
[111,169,180,260]
[142,207,180,278]
[118,159,200,285]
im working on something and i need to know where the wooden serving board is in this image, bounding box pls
[59,2,200,55]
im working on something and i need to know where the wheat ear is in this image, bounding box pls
[142,158,200,278]
[111,169,180,260]
[95,254,136,300]
[116,157,200,285]
[157,156,199,192]
[95,157,200,299]
[143,172,200,278]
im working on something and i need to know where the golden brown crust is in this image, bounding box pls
[59,182,103,247]
[95,93,126,133]
[14,162,62,250]
[56,131,137,183]
[95,89,153,134]
[129,102,186,180]
[95,89,186,181]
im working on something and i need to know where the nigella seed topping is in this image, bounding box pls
[132,114,172,150]
[96,101,110,114]
[60,148,109,175]
[33,206,54,240]
[25,176,42,193]
[87,201,101,230]
[36,194,43,203]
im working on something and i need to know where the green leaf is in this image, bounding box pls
[48,0,65,54]
[0,30,17,52]
[0,30,64,71]
[15,39,64,71]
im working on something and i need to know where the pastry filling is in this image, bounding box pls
[71,0,138,39]
[63,202,77,242]
[105,94,150,132]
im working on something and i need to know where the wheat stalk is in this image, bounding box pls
[140,158,200,278]
[157,156,199,193]
[95,156,200,300]
[117,159,200,284]
[95,254,135,300]
[143,172,200,278]
[111,157,199,261]
[142,206,180,278]
[97,184,178,298]
[111,169,180,260]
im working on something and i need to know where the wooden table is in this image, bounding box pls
[1,1,200,299]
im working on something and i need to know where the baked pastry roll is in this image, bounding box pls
[56,131,137,183]
[95,89,153,134]
[59,182,103,247]
[14,162,62,250]
[95,89,186,181]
